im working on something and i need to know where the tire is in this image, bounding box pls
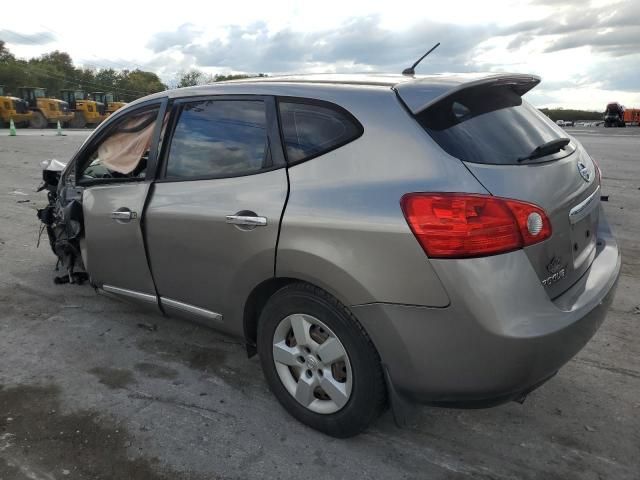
[68,112,86,129]
[257,282,386,437]
[29,111,47,129]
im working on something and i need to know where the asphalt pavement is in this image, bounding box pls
[0,126,638,479]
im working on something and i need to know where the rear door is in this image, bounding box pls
[78,100,166,305]
[144,96,288,333]
[405,81,600,298]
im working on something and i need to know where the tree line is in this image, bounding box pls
[539,108,604,122]
[0,41,166,101]
[0,41,266,102]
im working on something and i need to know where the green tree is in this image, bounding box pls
[0,41,167,101]
[0,40,15,62]
[177,70,205,87]
[118,69,166,100]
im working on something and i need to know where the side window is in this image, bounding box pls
[165,100,267,179]
[79,106,159,181]
[278,100,363,163]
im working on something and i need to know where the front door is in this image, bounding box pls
[144,96,288,334]
[78,101,165,305]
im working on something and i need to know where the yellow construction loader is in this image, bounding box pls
[91,92,127,115]
[0,85,33,128]
[60,89,107,128]
[19,87,74,128]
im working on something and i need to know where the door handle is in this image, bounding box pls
[111,209,137,222]
[226,215,267,226]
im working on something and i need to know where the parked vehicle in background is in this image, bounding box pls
[60,90,108,128]
[623,108,640,126]
[91,92,127,115]
[37,73,621,437]
[19,87,74,128]
[604,102,626,127]
[0,85,33,127]
[555,119,565,126]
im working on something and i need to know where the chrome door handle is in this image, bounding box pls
[226,215,267,226]
[111,210,137,221]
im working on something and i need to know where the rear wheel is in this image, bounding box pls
[29,111,47,129]
[257,283,386,437]
[68,112,87,129]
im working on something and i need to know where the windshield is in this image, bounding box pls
[34,89,45,98]
[417,86,570,165]
[105,94,114,103]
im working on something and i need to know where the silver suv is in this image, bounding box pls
[38,73,621,437]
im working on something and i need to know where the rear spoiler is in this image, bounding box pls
[393,73,541,115]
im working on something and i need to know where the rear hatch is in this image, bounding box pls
[396,75,600,298]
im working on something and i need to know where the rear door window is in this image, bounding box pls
[165,100,268,179]
[417,86,571,165]
[278,100,363,163]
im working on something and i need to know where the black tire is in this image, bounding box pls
[29,110,47,129]
[257,282,386,437]
[68,112,86,129]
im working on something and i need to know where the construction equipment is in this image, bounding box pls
[0,85,33,128]
[91,92,127,115]
[19,87,74,128]
[60,89,107,128]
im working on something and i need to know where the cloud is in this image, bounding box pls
[0,29,55,45]
[587,53,640,91]
[146,23,200,53]
[148,16,494,74]
[501,1,640,56]
[142,5,639,106]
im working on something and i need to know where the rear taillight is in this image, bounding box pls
[400,193,552,258]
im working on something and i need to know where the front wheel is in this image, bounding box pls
[68,112,86,129]
[29,111,47,129]
[257,283,386,437]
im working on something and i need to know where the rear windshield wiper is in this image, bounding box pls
[517,138,570,163]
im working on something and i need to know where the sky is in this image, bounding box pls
[1,0,638,110]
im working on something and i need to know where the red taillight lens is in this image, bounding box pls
[400,193,552,258]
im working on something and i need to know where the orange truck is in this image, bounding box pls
[624,108,640,126]
[604,102,640,127]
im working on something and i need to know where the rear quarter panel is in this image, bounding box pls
[277,87,486,307]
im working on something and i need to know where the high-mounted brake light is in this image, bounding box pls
[400,193,552,258]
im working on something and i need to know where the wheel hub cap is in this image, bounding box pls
[272,313,353,415]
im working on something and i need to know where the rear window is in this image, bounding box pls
[417,86,569,165]
[278,100,363,163]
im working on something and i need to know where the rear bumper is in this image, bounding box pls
[352,209,620,405]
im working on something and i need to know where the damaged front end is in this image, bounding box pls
[37,159,88,284]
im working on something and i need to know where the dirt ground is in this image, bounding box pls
[0,127,638,479]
